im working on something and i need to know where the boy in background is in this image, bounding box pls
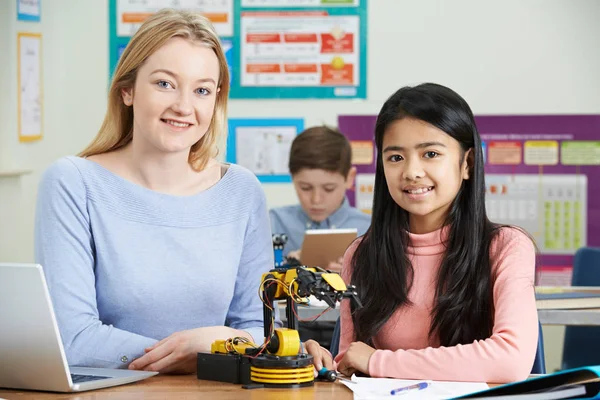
[269,125,371,272]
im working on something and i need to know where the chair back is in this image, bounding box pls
[562,247,600,370]
[531,321,546,374]
[330,316,341,358]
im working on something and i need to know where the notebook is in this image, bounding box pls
[535,287,600,310]
[0,263,157,392]
[300,228,357,268]
[454,365,600,399]
[340,375,489,399]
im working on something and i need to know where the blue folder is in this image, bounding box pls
[453,365,600,399]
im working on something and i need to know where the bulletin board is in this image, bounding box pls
[226,118,304,183]
[338,114,600,285]
[17,32,43,143]
[338,115,376,213]
[108,0,367,99]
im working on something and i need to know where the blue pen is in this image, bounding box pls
[390,381,431,395]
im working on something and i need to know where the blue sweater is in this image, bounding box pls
[34,157,274,368]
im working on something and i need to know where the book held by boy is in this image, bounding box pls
[300,228,357,269]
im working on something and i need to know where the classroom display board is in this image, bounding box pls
[339,115,600,285]
[17,32,43,143]
[226,118,304,182]
[17,0,41,22]
[485,174,587,254]
[108,0,367,99]
[338,114,376,214]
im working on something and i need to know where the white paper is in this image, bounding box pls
[342,375,489,400]
[19,34,42,138]
[18,0,40,16]
[355,173,375,214]
[235,126,297,175]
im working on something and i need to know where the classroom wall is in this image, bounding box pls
[0,0,108,263]
[245,0,600,209]
[0,1,11,169]
[1,0,599,372]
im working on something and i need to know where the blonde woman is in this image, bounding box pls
[34,9,273,374]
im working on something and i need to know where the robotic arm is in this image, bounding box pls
[294,267,361,308]
[199,234,362,388]
[261,265,362,342]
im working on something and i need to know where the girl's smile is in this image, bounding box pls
[382,117,470,234]
[403,185,435,200]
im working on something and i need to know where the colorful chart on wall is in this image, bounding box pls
[109,0,235,78]
[108,0,367,99]
[338,114,600,285]
[226,118,304,182]
[233,1,367,99]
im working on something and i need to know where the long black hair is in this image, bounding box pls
[351,83,499,347]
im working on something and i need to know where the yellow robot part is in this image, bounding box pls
[211,338,257,355]
[321,273,347,291]
[250,365,314,384]
[271,328,301,357]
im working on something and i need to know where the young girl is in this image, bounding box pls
[307,83,538,383]
[35,10,273,374]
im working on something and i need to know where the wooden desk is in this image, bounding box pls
[0,375,353,399]
[288,305,600,326]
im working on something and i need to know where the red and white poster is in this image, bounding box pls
[240,11,360,87]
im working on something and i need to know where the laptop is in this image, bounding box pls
[0,263,157,392]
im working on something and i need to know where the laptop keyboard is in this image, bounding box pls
[70,374,111,383]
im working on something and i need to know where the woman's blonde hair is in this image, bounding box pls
[79,9,229,171]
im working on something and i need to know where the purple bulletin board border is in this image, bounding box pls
[339,114,600,269]
[339,115,377,206]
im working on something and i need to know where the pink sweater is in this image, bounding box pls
[334,227,538,383]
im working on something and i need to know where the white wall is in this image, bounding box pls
[0,0,108,262]
[0,0,38,262]
[1,0,598,371]
[0,0,13,170]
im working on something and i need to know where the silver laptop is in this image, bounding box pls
[0,263,157,392]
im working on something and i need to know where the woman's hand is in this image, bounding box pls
[129,326,250,374]
[336,341,376,377]
[304,339,334,374]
